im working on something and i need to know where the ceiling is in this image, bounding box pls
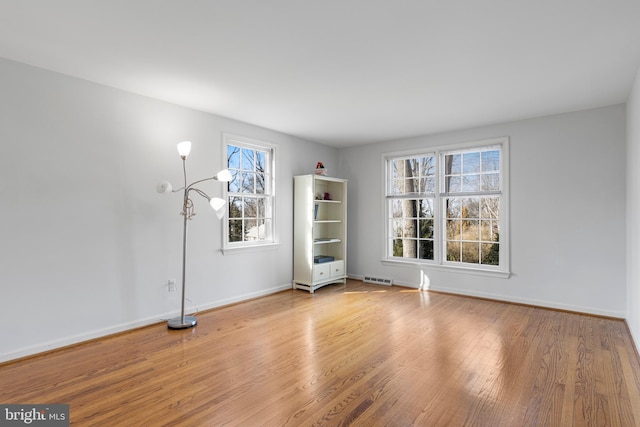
[1,1,639,147]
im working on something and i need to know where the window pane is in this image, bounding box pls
[422,176,435,193]
[464,219,479,241]
[227,145,240,170]
[228,171,241,193]
[391,219,403,238]
[445,154,461,174]
[403,219,418,238]
[481,197,500,220]
[481,242,499,265]
[463,152,480,173]
[391,200,403,218]
[461,242,479,263]
[462,174,480,192]
[481,173,500,191]
[401,199,418,219]
[392,178,404,194]
[392,159,405,181]
[419,199,434,218]
[391,159,408,195]
[401,239,417,258]
[241,172,254,193]
[447,241,460,261]
[419,218,434,238]
[446,219,461,240]
[262,219,272,240]
[446,198,462,218]
[243,197,258,218]
[241,148,254,171]
[461,198,480,219]
[229,219,243,242]
[243,219,257,241]
[256,172,266,194]
[421,156,435,175]
[228,197,243,218]
[245,219,266,241]
[392,239,403,257]
[481,150,500,172]
[256,151,265,172]
[257,198,265,219]
[406,177,419,193]
[480,220,498,241]
[445,176,461,193]
[418,240,434,260]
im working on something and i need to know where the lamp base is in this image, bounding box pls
[167,316,197,329]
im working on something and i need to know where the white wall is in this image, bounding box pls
[627,66,640,351]
[0,58,338,362]
[339,105,627,317]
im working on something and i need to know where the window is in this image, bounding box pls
[223,133,277,253]
[385,138,508,275]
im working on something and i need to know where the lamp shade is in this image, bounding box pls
[177,141,192,158]
[156,180,173,193]
[209,197,225,211]
[215,169,233,182]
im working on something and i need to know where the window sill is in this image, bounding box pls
[222,242,280,255]
[381,259,511,279]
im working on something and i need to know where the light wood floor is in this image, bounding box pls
[2,280,640,426]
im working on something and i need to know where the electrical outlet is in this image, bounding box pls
[167,279,177,292]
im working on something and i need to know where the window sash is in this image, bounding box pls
[387,154,436,196]
[440,146,502,195]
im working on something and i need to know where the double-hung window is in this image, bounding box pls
[385,137,509,275]
[223,133,277,253]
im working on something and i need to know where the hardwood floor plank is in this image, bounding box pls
[1,280,639,426]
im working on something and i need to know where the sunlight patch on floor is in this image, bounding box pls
[344,290,389,294]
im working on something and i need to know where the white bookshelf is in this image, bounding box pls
[293,174,347,293]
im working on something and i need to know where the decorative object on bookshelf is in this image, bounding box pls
[314,255,335,264]
[315,161,327,175]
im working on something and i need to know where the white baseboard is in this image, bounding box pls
[0,283,292,364]
[193,283,293,313]
[350,275,625,318]
[424,283,624,318]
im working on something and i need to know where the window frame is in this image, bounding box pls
[382,137,510,277]
[222,133,279,254]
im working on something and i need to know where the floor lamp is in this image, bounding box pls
[157,141,232,329]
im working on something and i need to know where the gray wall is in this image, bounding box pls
[0,58,338,361]
[627,66,640,352]
[338,105,627,317]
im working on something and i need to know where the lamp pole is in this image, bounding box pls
[168,156,197,329]
[158,141,231,330]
